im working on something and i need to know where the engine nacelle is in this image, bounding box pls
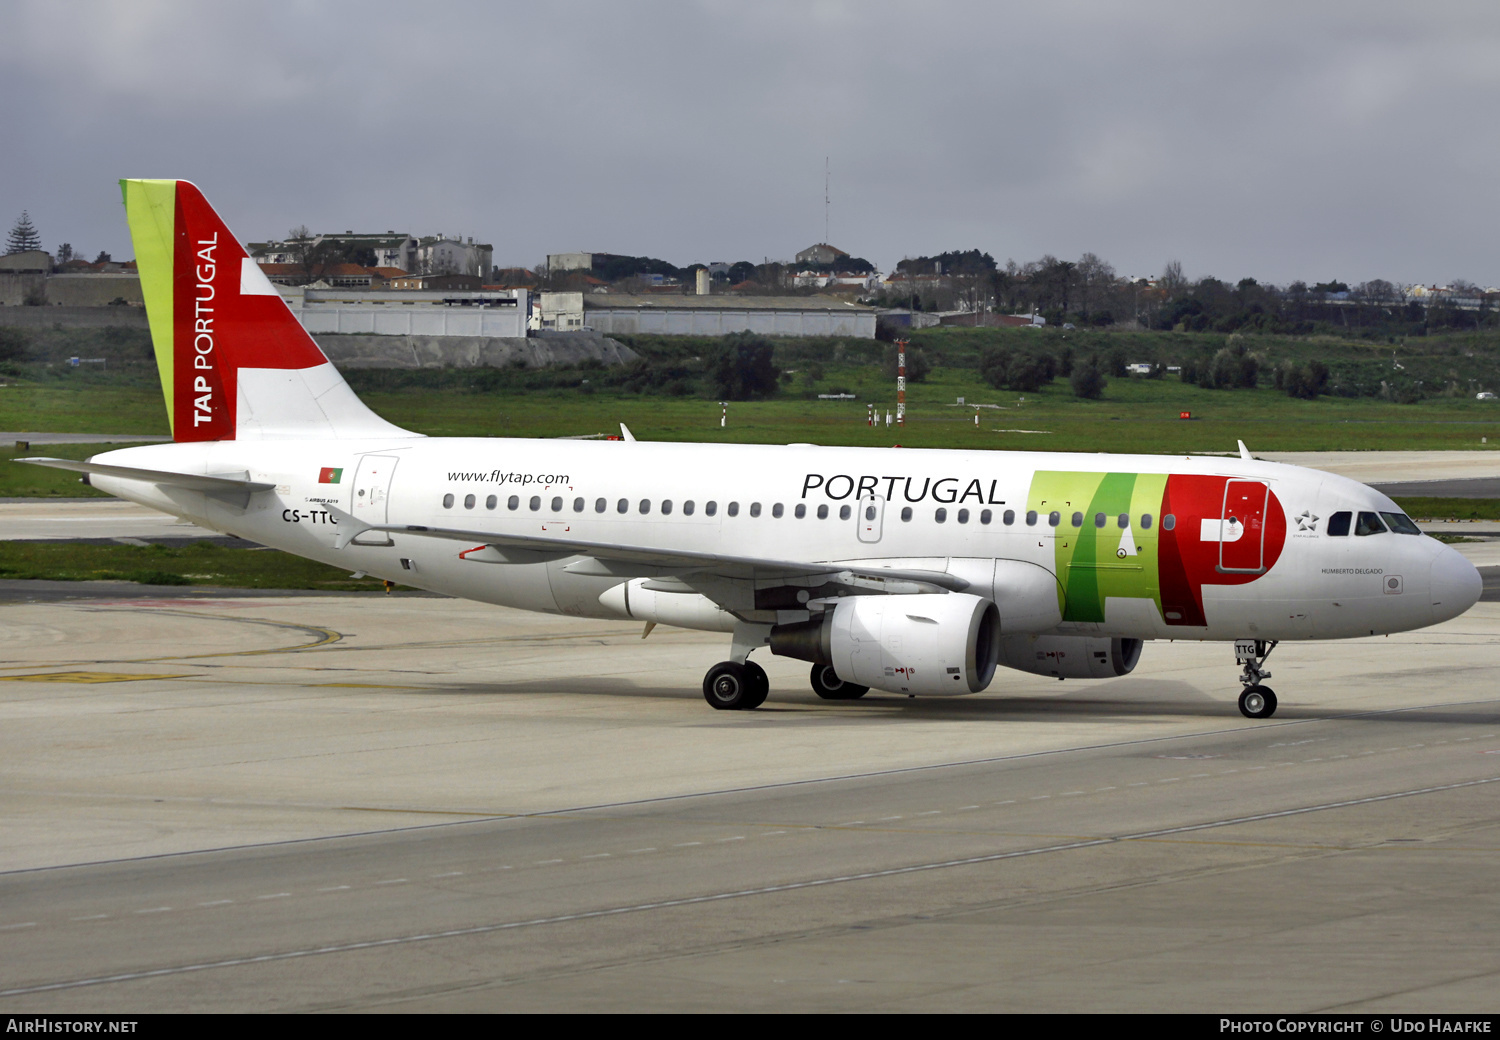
[996,634,1144,679]
[770,593,1000,696]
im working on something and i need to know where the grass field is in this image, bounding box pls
[0,540,392,591]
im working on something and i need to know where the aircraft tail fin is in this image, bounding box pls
[119,179,414,443]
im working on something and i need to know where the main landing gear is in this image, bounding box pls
[702,660,769,710]
[1234,638,1279,719]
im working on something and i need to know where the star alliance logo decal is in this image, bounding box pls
[1294,510,1319,532]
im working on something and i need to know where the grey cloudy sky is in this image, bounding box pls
[5,1,1500,286]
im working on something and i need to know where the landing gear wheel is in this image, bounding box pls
[1238,685,1278,719]
[703,661,763,710]
[810,663,869,701]
[742,661,770,710]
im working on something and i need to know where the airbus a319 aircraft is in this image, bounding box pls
[21,181,1484,718]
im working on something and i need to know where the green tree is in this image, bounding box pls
[980,348,1055,392]
[1070,357,1107,399]
[711,332,781,400]
[6,211,41,253]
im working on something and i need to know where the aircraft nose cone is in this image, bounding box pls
[1429,546,1483,624]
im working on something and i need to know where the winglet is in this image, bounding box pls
[1238,439,1252,461]
[620,423,637,442]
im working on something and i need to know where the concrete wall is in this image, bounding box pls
[0,272,145,307]
[584,306,877,339]
[0,304,149,328]
[294,302,526,338]
[313,332,638,369]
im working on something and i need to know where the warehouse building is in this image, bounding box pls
[577,294,876,338]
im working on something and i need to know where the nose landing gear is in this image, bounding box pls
[1235,638,1278,719]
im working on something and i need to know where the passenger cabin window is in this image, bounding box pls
[727,502,739,517]
[486,495,497,510]
[705,501,718,516]
[1327,511,1351,536]
[464,494,475,509]
[508,495,519,510]
[1382,512,1421,535]
[794,504,806,519]
[1163,514,1176,531]
[1048,511,1061,527]
[1002,509,1014,525]
[957,509,970,524]
[529,496,541,511]
[1071,512,1084,527]
[617,498,629,514]
[1117,513,1128,528]
[839,504,851,521]
[573,497,584,512]
[1026,510,1037,526]
[1355,511,1387,536]
[639,499,651,515]
[551,497,563,512]
[749,503,762,518]
[442,493,454,509]
[817,504,828,519]
[935,508,947,523]
[594,498,606,513]
[981,509,993,524]
[901,506,913,522]
[1095,512,1106,528]
[660,500,673,515]
[683,501,695,516]
[1140,513,1153,529]
[772,503,784,518]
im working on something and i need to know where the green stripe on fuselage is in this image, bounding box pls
[1028,471,1167,623]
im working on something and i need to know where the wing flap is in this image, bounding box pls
[323,505,970,591]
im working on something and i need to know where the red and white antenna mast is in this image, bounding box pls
[895,338,907,426]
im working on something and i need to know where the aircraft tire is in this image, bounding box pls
[810,663,869,701]
[742,661,770,709]
[1238,685,1278,719]
[703,661,759,710]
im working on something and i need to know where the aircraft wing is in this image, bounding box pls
[326,506,969,593]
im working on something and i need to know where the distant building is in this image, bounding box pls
[547,252,595,273]
[580,294,876,338]
[534,292,586,332]
[416,237,493,280]
[386,272,486,291]
[280,286,529,339]
[795,243,848,266]
[250,232,418,273]
[0,251,52,274]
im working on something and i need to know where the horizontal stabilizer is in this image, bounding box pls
[15,457,276,495]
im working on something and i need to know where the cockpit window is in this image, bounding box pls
[1380,511,1422,535]
[1354,511,1387,536]
[1327,511,1351,537]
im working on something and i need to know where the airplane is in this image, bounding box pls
[18,180,1484,718]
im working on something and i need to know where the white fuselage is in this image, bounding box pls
[85,436,1482,645]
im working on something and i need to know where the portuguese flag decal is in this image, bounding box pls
[319,467,343,484]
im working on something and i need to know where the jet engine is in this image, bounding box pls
[770,592,1000,695]
[995,634,1143,679]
